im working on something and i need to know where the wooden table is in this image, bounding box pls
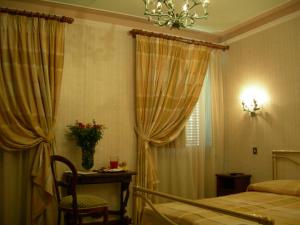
[63,170,137,225]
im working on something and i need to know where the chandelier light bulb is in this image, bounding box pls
[203,0,210,5]
[167,0,174,8]
[156,1,162,10]
[182,4,188,12]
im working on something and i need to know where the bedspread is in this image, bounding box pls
[141,191,300,225]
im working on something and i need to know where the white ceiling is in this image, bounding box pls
[42,0,290,33]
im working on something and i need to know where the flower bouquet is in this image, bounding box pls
[67,120,105,170]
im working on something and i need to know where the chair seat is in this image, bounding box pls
[51,155,109,225]
[60,194,108,209]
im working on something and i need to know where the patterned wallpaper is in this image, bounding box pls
[55,19,137,209]
[223,16,300,182]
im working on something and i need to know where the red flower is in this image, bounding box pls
[67,120,105,149]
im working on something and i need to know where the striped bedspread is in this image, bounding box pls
[141,180,300,225]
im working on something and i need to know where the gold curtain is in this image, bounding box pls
[0,13,65,225]
[135,35,211,191]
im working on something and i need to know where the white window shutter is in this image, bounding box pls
[185,100,200,146]
[185,72,211,147]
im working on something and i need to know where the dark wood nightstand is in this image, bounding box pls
[216,173,251,196]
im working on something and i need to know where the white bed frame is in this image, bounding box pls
[272,150,300,179]
[133,150,300,225]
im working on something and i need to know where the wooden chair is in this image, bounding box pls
[50,155,109,225]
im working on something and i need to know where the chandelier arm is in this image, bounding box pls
[163,1,173,10]
[160,20,171,26]
[179,2,205,19]
[189,2,200,11]
[148,16,172,23]
[159,1,175,19]
[189,2,208,18]
[179,11,187,18]
[192,15,208,19]
[153,18,173,24]
[145,12,170,17]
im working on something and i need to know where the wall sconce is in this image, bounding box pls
[240,86,268,116]
[241,99,260,116]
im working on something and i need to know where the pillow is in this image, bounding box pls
[247,180,300,196]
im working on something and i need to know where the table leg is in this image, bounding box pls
[120,181,131,225]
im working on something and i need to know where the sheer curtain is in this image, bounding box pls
[154,50,225,199]
[154,74,211,200]
[205,50,225,197]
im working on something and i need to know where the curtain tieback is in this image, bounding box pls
[134,126,169,147]
[134,126,153,151]
[43,132,54,143]
[134,126,151,142]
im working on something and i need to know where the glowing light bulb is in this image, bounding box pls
[183,4,188,12]
[240,85,269,115]
[157,1,162,10]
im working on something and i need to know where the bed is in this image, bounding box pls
[134,150,300,225]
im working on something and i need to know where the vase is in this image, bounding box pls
[81,147,95,170]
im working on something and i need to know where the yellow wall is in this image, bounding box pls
[55,19,136,210]
[57,19,136,175]
[223,16,300,182]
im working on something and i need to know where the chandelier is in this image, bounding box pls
[143,0,210,29]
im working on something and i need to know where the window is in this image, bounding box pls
[185,98,200,146]
[185,73,212,147]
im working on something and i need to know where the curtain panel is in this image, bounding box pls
[204,50,225,197]
[155,51,226,200]
[154,74,212,202]
[0,13,65,225]
[156,51,226,199]
[135,35,211,191]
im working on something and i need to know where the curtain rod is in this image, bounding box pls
[130,29,229,51]
[0,7,74,24]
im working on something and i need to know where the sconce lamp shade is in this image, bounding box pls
[240,86,268,116]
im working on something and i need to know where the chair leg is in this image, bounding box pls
[57,210,61,225]
[66,212,78,225]
[78,216,83,225]
[103,208,108,225]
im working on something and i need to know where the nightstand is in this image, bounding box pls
[216,173,251,196]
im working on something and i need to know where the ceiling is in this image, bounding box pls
[41,0,291,33]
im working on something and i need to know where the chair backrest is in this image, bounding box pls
[50,155,78,210]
